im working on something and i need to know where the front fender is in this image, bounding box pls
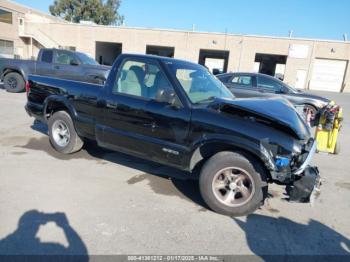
[188,135,277,172]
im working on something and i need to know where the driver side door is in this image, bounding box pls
[256,75,285,97]
[226,74,260,98]
[53,50,82,81]
[143,66,191,167]
[100,57,191,168]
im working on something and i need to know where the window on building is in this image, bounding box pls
[0,39,14,57]
[0,9,13,24]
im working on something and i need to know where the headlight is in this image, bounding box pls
[275,157,290,169]
[292,141,303,154]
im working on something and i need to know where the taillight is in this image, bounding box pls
[25,81,30,95]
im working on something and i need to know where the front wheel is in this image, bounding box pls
[199,151,267,217]
[48,111,84,154]
[303,104,317,124]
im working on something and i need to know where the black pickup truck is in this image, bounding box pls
[25,54,321,216]
[0,48,110,93]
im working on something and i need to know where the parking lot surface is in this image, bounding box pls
[0,86,349,257]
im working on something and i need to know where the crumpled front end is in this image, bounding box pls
[266,139,322,203]
[287,140,322,203]
[287,166,322,203]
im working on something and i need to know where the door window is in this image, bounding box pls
[257,76,283,92]
[231,75,253,87]
[41,50,53,63]
[54,51,75,65]
[113,59,181,105]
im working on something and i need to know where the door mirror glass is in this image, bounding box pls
[70,59,80,66]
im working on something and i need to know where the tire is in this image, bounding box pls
[3,72,25,93]
[48,111,84,154]
[199,151,267,217]
[304,104,317,119]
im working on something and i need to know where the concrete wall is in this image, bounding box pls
[0,0,25,58]
[31,22,350,92]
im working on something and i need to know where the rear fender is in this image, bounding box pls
[1,66,28,81]
[43,95,78,122]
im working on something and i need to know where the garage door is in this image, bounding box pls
[310,59,347,92]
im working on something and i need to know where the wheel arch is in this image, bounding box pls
[303,102,318,110]
[43,96,78,122]
[1,67,26,81]
[189,140,275,180]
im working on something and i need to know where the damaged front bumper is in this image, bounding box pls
[287,166,322,203]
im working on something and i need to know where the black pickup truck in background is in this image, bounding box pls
[25,54,321,216]
[0,48,110,93]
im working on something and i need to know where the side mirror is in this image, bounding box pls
[70,59,80,66]
[212,68,221,75]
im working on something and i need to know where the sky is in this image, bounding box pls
[13,0,350,41]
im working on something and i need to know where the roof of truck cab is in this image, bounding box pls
[120,53,199,66]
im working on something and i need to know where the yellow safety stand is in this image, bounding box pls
[315,102,343,154]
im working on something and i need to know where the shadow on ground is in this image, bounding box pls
[234,214,350,259]
[25,120,208,211]
[0,210,88,260]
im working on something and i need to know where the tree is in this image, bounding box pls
[49,0,124,26]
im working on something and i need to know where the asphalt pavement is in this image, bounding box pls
[0,86,349,257]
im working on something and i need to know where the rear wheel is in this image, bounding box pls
[199,151,267,217]
[48,111,84,154]
[4,72,25,93]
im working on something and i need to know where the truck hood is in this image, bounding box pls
[213,97,311,140]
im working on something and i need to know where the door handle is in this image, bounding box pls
[106,103,118,110]
[54,65,60,70]
[144,122,158,130]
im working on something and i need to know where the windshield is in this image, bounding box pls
[166,61,234,104]
[76,52,99,66]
